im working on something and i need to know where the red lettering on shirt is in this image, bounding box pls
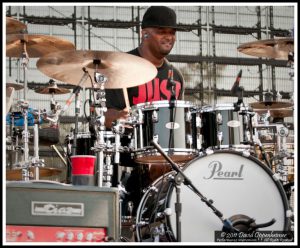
[132,78,182,105]
[132,83,147,104]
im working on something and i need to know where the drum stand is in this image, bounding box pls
[91,72,110,187]
[16,101,45,180]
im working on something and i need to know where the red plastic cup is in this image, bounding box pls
[71,155,96,186]
[71,155,96,175]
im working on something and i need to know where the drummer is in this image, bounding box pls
[105,6,185,128]
[104,6,186,215]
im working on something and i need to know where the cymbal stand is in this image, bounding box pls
[72,88,81,156]
[31,110,45,180]
[18,100,31,180]
[20,40,29,101]
[91,71,108,187]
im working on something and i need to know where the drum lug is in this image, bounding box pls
[217,131,223,144]
[196,115,202,128]
[153,134,159,143]
[185,110,192,122]
[197,133,202,149]
[152,110,158,123]
[217,112,222,124]
[186,134,193,146]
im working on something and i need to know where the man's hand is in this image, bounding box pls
[105,108,130,128]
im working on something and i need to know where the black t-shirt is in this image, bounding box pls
[105,48,184,110]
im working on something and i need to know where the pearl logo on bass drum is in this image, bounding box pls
[203,161,244,180]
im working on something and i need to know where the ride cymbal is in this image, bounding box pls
[6,167,62,180]
[6,34,75,58]
[36,50,158,89]
[6,17,27,34]
[250,101,293,110]
[35,83,70,94]
[238,38,294,60]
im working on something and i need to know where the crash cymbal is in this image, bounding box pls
[250,101,293,110]
[255,108,293,118]
[36,50,157,89]
[238,38,294,60]
[6,167,62,180]
[35,83,70,94]
[6,17,27,34]
[6,79,24,90]
[6,34,75,58]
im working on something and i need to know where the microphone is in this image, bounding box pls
[231,69,243,94]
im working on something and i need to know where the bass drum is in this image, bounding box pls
[135,150,290,242]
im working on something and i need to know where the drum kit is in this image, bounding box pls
[5,17,295,242]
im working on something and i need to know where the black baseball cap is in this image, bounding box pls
[141,6,185,30]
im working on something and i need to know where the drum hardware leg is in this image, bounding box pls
[217,131,223,148]
[14,100,31,181]
[31,123,46,180]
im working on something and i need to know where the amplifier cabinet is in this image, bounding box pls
[6,182,120,242]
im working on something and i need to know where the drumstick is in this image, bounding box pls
[123,88,131,110]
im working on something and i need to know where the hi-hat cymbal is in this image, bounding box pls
[6,79,24,90]
[6,167,62,180]
[255,108,293,118]
[250,101,293,110]
[6,17,27,34]
[35,83,70,94]
[6,34,75,58]
[238,38,294,60]
[36,50,158,89]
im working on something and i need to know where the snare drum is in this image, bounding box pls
[131,100,201,164]
[135,150,290,242]
[201,103,254,150]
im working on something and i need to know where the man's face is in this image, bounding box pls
[145,27,176,57]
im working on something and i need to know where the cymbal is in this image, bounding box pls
[36,50,158,89]
[238,38,294,60]
[6,34,75,58]
[250,101,293,110]
[6,167,62,180]
[35,83,70,94]
[255,108,293,118]
[6,17,27,34]
[6,79,24,90]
